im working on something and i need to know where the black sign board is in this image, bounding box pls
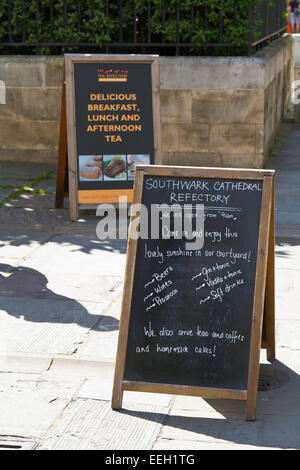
[56,55,161,220]
[112,165,275,421]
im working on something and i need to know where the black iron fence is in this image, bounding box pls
[0,1,288,56]
[253,0,287,49]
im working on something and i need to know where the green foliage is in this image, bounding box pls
[269,145,276,158]
[0,0,280,56]
[0,169,54,207]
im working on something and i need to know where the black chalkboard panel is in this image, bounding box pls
[112,165,274,420]
[74,62,155,192]
[123,174,263,391]
[62,54,161,220]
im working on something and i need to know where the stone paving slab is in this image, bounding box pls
[4,193,56,209]
[77,290,122,361]
[47,357,114,378]
[0,177,34,186]
[0,438,39,450]
[168,358,299,416]
[45,273,122,304]
[275,268,296,293]
[275,210,300,227]
[0,297,108,354]
[0,352,52,374]
[0,258,19,273]
[153,439,282,450]
[276,197,300,215]
[0,372,83,439]
[275,241,300,270]
[39,399,168,450]
[76,377,173,407]
[276,225,300,240]
[276,320,300,351]
[0,230,53,260]
[276,294,300,320]
[0,188,15,200]
[157,407,299,450]
[0,264,122,303]
[0,207,70,228]
[0,162,57,179]
[157,408,262,447]
[21,234,127,277]
[79,328,119,362]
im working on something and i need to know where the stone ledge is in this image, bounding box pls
[0,120,59,150]
[0,55,63,88]
[0,148,58,163]
[160,35,293,91]
[0,87,61,121]
[161,151,222,167]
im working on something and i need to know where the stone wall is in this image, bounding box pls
[292,33,300,123]
[0,35,294,168]
[160,35,294,168]
[0,56,62,163]
[261,35,294,155]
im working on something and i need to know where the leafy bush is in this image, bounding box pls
[0,0,283,56]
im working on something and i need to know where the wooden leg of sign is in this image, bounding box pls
[111,170,145,411]
[246,175,273,421]
[265,185,276,362]
[55,64,67,209]
[111,382,124,410]
[65,56,79,221]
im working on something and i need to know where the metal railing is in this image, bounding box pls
[0,0,288,56]
[252,0,287,49]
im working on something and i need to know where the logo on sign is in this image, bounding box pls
[97,67,128,82]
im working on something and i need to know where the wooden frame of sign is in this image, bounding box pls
[55,61,68,209]
[55,54,161,221]
[112,165,275,421]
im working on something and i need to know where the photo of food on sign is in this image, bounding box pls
[79,155,103,181]
[127,154,150,180]
[78,153,151,183]
[103,155,127,181]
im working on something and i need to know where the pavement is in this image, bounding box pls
[0,122,300,451]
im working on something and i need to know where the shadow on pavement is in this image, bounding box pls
[0,231,128,256]
[0,263,119,331]
[118,360,300,449]
[276,237,300,254]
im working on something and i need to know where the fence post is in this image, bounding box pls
[36,0,40,55]
[176,1,180,56]
[105,0,109,54]
[248,2,254,56]
[8,0,12,43]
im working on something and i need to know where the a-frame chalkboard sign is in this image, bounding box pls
[55,54,161,221]
[112,165,275,421]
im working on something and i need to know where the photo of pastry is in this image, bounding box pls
[127,154,150,180]
[79,155,103,181]
[86,155,103,169]
[103,155,127,181]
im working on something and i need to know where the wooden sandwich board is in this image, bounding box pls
[112,165,275,421]
[55,54,161,220]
